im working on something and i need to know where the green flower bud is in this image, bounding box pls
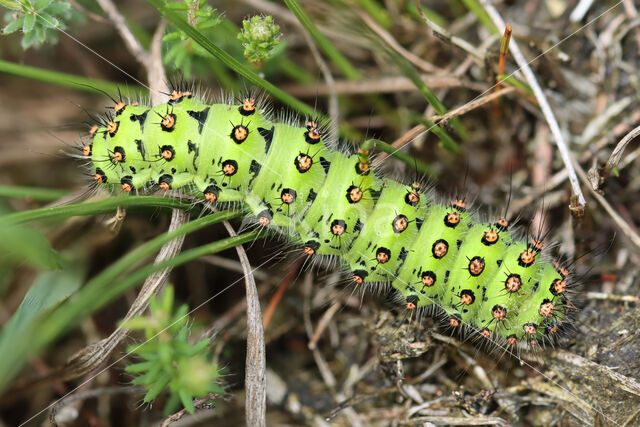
[237,15,281,65]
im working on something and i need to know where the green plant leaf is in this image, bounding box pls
[0,0,21,9]
[0,225,61,270]
[34,0,53,9]
[20,27,36,48]
[44,3,71,16]
[22,13,36,32]
[143,373,172,402]
[125,362,155,373]
[2,16,24,34]
[0,59,146,101]
[0,257,84,388]
[179,389,196,414]
[38,12,60,29]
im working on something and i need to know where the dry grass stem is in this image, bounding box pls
[221,220,266,427]
[160,392,219,427]
[430,86,515,124]
[481,0,587,209]
[574,157,640,250]
[358,10,441,74]
[413,0,484,63]
[95,0,150,69]
[283,75,484,97]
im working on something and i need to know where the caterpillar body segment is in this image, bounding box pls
[392,203,471,310]
[195,103,271,201]
[87,94,569,349]
[247,122,333,228]
[296,153,382,257]
[345,180,427,284]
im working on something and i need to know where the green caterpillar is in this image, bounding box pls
[84,88,571,349]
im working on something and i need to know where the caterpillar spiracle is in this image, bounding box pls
[83,88,572,350]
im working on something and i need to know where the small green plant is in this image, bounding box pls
[1,0,77,49]
[237,15,280,66]
[123,286,223,415]
[162,0,222,78]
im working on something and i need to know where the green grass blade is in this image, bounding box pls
[361,139,433,176]
[498,74,534,96]
[416,117,461,154]
[23,230,261,386]
[0,210,253,393]
[0,185,68,202]
[0,225,61,270]
[0,258,85,390]
[379,43,467,142]
[283,0,361,80]
[460,0,498,34]
[0,59,146,99]
[357,0,392,28]
[0,196,191,226]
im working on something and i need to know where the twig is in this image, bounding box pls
[307,301,341,350]
[160,392,218,427]
[430,86,516,125]
[149,19,168,105]
[496,23,512,90]
[301,273,362,426]
[587,126,640,191]
[413,0,484,63]
[282,75,484,97]
[407,416,509,425]
[480,0,587,209]
[221,220,266,427]
[69,0,111,25]
[573,156,640,251]
[262,261,300,329]
[585,292,640,303]
[50,386,143,425]
[597,124,640,187]
[95,0,150,69]
[359,9,442,74]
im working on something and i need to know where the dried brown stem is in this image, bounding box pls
[69,0,111,25]
[413,0,483,63]
[149,19,169,105]
[160,392,219,427]
[221,220,266,427]
[282,75,485,97]
[496,23,512,90]
[95,0,150,69]
[573,156,640,251]
[481,0,587,209]
[430,86,515,125]
[359,10,441,74]
[262,261,299,329]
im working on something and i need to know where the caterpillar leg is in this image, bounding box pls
[157,172,193,191]
[120,168,153,192]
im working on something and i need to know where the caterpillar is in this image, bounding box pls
[82,87,572,350]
